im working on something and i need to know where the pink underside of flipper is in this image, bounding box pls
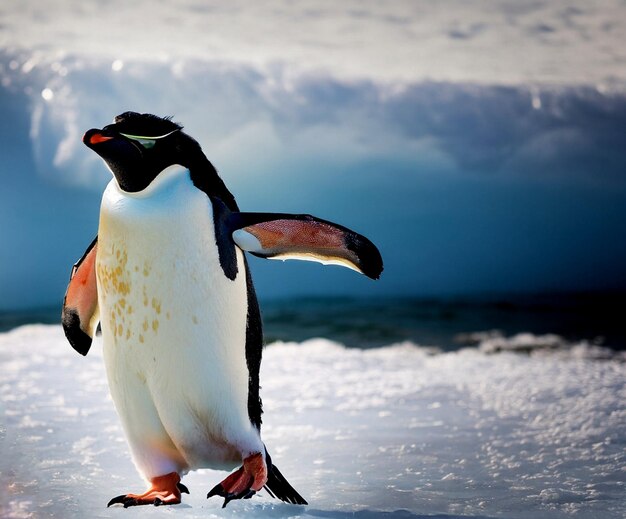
[243,219,359,265]
[64,243,98,333]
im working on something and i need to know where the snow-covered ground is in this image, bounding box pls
[1,325,625,519]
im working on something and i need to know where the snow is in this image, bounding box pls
[1,325,625,519]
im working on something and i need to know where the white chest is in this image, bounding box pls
[95,165,248,375]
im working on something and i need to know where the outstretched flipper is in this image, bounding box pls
[62,237,99,356]
[229,212,383,280]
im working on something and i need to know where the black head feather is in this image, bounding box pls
[111,111,183,137]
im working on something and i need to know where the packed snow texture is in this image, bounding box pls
[1,325,625,519]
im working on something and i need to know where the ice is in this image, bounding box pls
[1,326,625,518]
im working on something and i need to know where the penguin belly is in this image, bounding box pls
[96,165,262,480]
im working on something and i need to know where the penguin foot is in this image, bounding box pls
[107,472,184,508]
[207,452,268,508]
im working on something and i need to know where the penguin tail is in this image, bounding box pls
[264,451,308,505]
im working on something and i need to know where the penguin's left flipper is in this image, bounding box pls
[229,212,383,280]
[62,236,99,356]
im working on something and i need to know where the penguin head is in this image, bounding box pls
[84,111,239,210]
[83,112,188,192]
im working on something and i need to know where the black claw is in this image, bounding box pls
[125,499,137,508]
[222,489,257,508]
[154,498,163,506]
[243,489,256,500]
[207,483,224,499]
[107,495,124,507]
[108,495,137,508]
[108,494,133,508]
[208,484,257,508]
[177,482,190,494]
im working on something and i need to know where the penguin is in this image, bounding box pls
[61,112,383,509]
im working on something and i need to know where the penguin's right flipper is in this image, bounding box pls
[229,212,383,280]
[62,236,99,356]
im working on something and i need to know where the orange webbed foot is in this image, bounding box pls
[108,472,188,508]
[207,452,268,508]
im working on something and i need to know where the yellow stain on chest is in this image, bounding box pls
[97,245,130,296]
[97,243,163,345]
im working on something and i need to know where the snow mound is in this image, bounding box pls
[471,331,626,360]
[1,326,625,519]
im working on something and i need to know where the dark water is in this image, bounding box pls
[260,293,626,351]
[2,293,624,351]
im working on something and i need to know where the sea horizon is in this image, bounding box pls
[3,290,624,352]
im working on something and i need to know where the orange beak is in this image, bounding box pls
[87,133,114,145]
